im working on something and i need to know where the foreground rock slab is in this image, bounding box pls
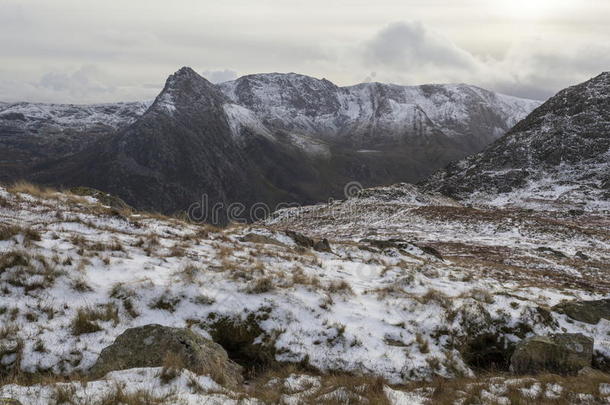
[510,333,594,375]
[89,324,243,386]
[552,299,610,325]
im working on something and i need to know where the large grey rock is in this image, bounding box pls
[552,299,610,325]
[89,324,243,386]
[510,333,593,375]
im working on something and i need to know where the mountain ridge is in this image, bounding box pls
[0,67,541,219]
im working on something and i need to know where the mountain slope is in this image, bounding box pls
[31,68,277,219]
[0,101,148,182]
[219,73,539,151]
[1,68,540,218]
[423,72,610,210]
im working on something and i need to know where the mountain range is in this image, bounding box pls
[0,67,538,221]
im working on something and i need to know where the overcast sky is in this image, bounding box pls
[1,0,609,103]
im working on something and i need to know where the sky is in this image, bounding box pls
[1,0,609,104]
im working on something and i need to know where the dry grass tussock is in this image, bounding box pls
[0,224,41,244]
[71,304,120,335]
[247,365,391,404]
[405,372,610,405]
[7,180,58,199]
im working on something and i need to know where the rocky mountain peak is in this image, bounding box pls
[149,67,226,116]
[422,72,610,210]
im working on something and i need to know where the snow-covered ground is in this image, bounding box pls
[0,184,608,404]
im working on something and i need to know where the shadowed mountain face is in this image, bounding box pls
[423,72,610,210]
[0,68,539,222]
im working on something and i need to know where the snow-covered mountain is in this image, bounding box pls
[0,101,150,183]
[219,73,539,151]
[423,72,610,211]
[0,101,149,133]
[0,67,539,216]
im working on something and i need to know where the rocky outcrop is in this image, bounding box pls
[69,187,131,210]
[552,299,610,325]
[89,324,243,386]
[510,333,593,375]
[285,230,332,253]
[0,101,148,183]
[423,72,610,208]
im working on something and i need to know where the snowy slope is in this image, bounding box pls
[219,73,540,147]
[0,183,608,403]
[1,186,608,380]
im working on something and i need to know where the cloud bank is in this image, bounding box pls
[0,0,609,104]
[362,21,610,100]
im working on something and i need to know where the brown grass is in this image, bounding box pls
[291,269,321,288]
[247,366,391,404]
[0,224,41,243]
[404,372,610,405]
[7,180,56,199]
[418,288,452,309]
[72,304,119,335]
[159,352,186,385]
[247,277,274,294]
[326,280,353,295]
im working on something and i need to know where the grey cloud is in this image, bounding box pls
[361,21,610,101]
[201,69,238,84]
[38,66,115,96]
[0,65,157,104]
[363,22,478,72]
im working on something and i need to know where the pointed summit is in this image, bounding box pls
[150,67,226,116]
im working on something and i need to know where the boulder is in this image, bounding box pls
[89,324,243,386]
[313,238,332,253]
[240,233,285,247]
[552,299,610,324]
[285,230,332,253]
[69,186,131,211]
[510,333,593,375]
